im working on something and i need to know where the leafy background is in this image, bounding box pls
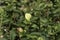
[0,0,60,40]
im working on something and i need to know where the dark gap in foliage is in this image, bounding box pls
[0,1,8,6]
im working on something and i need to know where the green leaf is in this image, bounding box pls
[10,29,16,40]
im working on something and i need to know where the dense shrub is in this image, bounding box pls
[0,0,60,40]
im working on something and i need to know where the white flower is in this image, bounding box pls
[0,35,3,38]
[17,28,23,32]
[25,13,32,21]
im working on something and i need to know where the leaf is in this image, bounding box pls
[37,37,45,40]
[10,29,16,40]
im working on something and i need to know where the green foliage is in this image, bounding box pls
[0,0,60,40]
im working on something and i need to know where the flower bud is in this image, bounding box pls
[25,13,32,21]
